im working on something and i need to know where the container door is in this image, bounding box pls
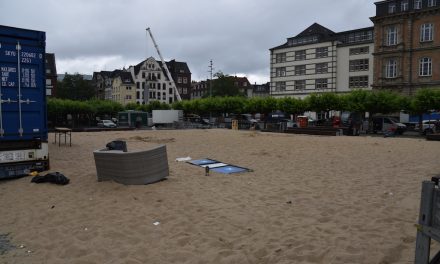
[0,38,46,141]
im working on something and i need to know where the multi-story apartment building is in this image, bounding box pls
[129,57,174,104]
[191,80,209,99]
[45,53,57,97]
[92,70,119,100]
[250,83,270,97]
[111,71,135,106]
[371,0,440,95]
[127,57,192,104]
[270,23,374,99]
[164,59,192,100]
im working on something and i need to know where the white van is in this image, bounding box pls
[372,116,406,135]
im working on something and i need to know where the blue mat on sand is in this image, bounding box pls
[188,159,251,174]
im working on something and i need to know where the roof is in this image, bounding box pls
[295,23,335,38]
[270,23,374,51]
[165,59,192,74]
[113,71,134,84]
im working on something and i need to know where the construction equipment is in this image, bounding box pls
[146,27,182,102]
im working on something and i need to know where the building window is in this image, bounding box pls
[428,0,436,7]
[316,47,328,58]
[420,24,434,42]
[315,79,328,89]
[178,77,182,83]
[295,50,306,61]
[275,53,286,63]
[142,72,145,78]
[386,26,398,46]
[275,82,286,91]
[183,88,187,94]
[385,59,397,78]
[137,91,140,99]
[315,63,328,74]
[295,65,306,75]
[419,57,432,76]
[46,69,51,74]
[349,46,369,55]
[46,79,52,86]
[183,77,188,84]
[349,76,369,88]
[294,80,305,90]
[401,0,409,11]
[389,3,396,13]
[349,59,369,71]
[169,88,173,94]
[136,82,140,89]
[414,0,422,9]
[276,67,286,77]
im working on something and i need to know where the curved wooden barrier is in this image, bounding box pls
[93,144,169,185]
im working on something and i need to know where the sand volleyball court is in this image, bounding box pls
[1,129,440,263]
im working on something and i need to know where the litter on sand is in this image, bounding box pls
[187,158,252,174]
[175,157,192,162]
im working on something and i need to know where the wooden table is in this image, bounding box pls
[54,127,72,147]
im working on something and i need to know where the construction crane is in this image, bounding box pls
[146,27,182,102]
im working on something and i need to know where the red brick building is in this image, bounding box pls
[371,0,440,95]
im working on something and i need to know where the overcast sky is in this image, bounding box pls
[0,0,376,83]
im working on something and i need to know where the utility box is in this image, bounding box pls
[152,110,183,125]
[0,25,49,179]
[118,111,149,128]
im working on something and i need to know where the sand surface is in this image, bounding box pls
[1,129,440,263]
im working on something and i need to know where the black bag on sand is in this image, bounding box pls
[105,140,127,152]
[31,172,70,185]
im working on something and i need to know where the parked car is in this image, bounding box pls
[415,120,438,135]
[372,116,406,135]
[98,120,117,128]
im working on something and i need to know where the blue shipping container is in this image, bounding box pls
[0,25,49,179]
[0,25,47,141]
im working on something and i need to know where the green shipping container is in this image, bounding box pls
[118,111,149,128]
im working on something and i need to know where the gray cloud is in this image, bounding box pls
[0,0,376,83]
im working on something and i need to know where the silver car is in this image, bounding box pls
[98,120,117,128]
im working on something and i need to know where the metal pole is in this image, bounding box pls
[209,60,213,97]
[17,42,23,137]
[415,181,435,263]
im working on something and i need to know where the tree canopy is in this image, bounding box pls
[56,73,95,100]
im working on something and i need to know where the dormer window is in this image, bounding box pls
[401,0,408,11]
[414,0,422,9]
[428,0,436,7]
[389,3,396,13]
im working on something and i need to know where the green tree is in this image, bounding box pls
[306,93,341,118]
[209,72,243,97]
[57,73,95,100]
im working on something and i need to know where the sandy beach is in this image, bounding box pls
[1,129,440,264]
